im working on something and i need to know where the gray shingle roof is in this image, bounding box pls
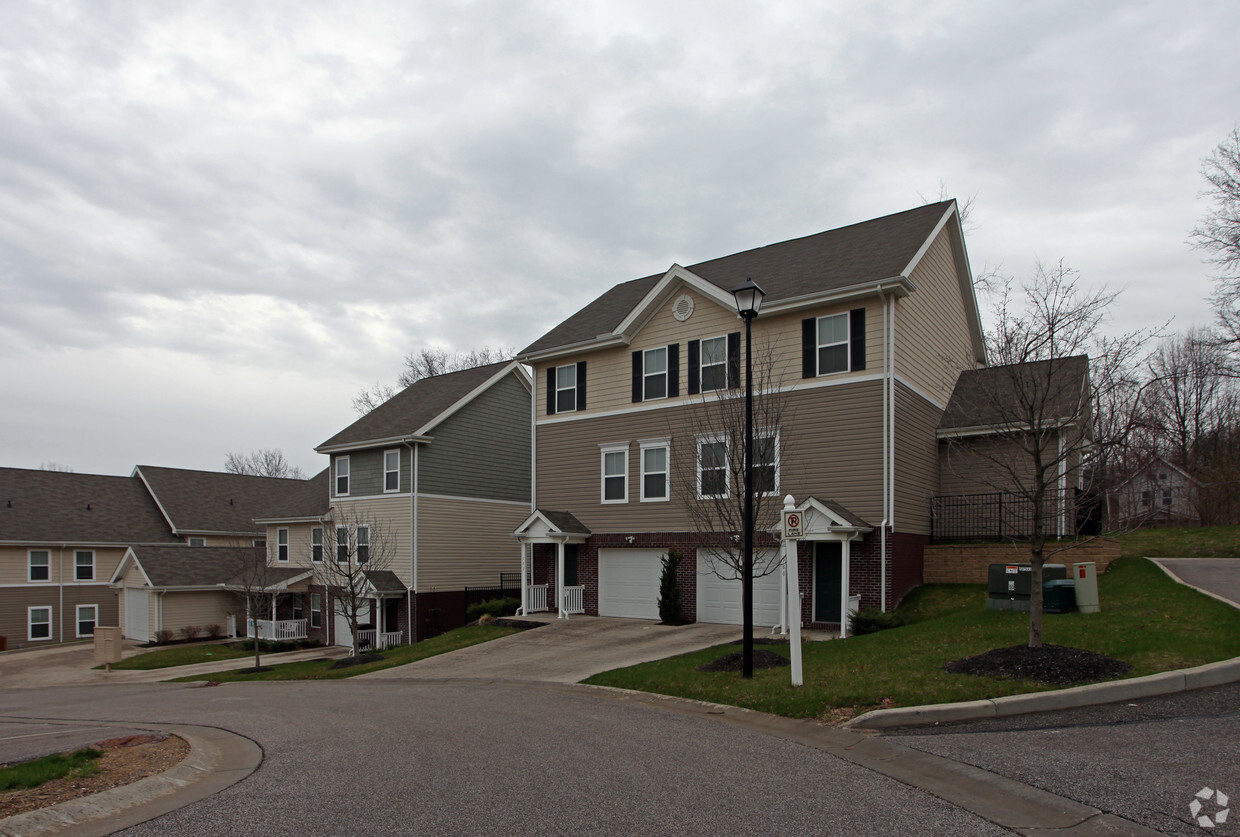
[0,469,182,545]
[135,466,320,536]
[362,569,407,594]
[939,356,1090,431]
[317,362,512,451]
[126,545,263,587]
[256,468,331,520]
[522,202,954,355]
[536,510,591,535]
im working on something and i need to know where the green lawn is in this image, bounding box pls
[172,625,521,682]
[0,748,101,791]
[1116,524,1240,558]
[585,557,1240,720]
[102,642,255,670]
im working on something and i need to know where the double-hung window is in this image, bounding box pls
[816,313,849,375]
[335,456,350,496]
[76,604,97,638]
[74,551,94,581]
[643,347,668,400]
[356,525,370,564]
[754,431,779,496]
[310,593,322,629]
[699,336,727,392]
[336,526,350,563]
[311,527,323,563]
[277,528,289,562]
[384,449,400,492]
[640,440,669,502]
[28,550,50,582]
[556,365,578,413]
[698,439,729,499]
[600,443,628,503]
[29,607,52,641]
[803,308,865,378]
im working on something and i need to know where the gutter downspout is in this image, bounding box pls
[412,442,420,641]
[878,290,891,613]
[405,441,416,643]
[530,362,537,513]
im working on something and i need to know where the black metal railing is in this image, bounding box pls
[931,488,1101,543]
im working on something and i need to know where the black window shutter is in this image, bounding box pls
[802,318,817,378]
[668,344,680,397]
[546,367,556,415]
[850,308,866,371]
[575,361,587,410]
[632,351,642,402]
[687,340,700,395]
[727,332,741,389]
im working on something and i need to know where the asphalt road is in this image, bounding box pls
[1156,558,1240,607]
[891,682,1240,836]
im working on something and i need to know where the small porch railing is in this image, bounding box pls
[526,584,549,612]
[355,629,405,650]
[248,619,308,641]
[562,585,585,615]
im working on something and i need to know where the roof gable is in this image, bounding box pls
[134,465,318,536]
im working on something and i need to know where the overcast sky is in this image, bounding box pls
[2,1,1237,478]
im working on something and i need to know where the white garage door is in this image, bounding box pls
[696,551,782,627]
[598,549,662,620]
[125,587,150,642]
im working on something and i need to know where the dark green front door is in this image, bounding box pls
[563,545,579,587]
[814,542,842,622]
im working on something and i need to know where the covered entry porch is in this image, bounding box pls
[512,510,591,619]
[780,497,871,638]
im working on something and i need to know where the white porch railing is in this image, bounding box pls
[526,584,549,612]
[562,585,585,615]
[248,619,308,641]
[355,629,405,650]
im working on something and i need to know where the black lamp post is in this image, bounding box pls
[731,277,765,679]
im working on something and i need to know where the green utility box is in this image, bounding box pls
[1042,579,1077,613]
[986,563,1068,612]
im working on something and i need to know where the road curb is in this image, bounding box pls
[0,719,261,837]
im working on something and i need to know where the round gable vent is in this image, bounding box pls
[672,293,695,321]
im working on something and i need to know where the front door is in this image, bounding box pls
[813,542,842,623]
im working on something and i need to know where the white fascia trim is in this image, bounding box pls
[518,334,629,364]
[331,492,413,502]
[892,374,950,412]
[316,435,431,454]
[0,540,151,548]
[415,360,532,436]
[613,265,736,337]
[253,515,330,525]
[109,549,154,586]
[899,203,957,279]
[132,466,179,535]
[936,418,1079,440]
[759,278,914,317]
[416,492,531,508]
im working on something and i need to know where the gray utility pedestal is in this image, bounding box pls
[986,563,1067,612]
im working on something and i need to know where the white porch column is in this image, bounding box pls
[519,541,528,616]
[839,540,851,639]
[556,539,566,619]
[270,596,276,622]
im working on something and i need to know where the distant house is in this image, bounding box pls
[1110,457,1200,528]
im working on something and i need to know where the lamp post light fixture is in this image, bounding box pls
[731,277,765,679]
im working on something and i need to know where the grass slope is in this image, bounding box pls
[103,642,254,670]
[1116,524,1240,558]
[585,557,1240,719]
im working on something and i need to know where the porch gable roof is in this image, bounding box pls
[513,509,591,540]
[792,497,874,537]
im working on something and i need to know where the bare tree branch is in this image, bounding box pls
[224,449,307,479]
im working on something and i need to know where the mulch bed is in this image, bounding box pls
[943,644,1132,685]
[698,649,790,672]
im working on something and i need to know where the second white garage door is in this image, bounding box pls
[696,551,782,627]
[597,548,663,620]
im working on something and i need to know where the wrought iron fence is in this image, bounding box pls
[930,488,1101,543]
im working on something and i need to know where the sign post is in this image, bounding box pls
[782,495,803,687]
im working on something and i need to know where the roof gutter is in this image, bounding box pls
[316,434,431,455]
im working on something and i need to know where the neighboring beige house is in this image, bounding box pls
[515,201,985,628]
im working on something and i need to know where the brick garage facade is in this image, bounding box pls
[922,538,1120,585]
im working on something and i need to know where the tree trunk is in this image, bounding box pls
[1028,534,1044,649]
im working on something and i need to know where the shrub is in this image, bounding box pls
[848,607,903,636]
[181,625,203,641]
[153,629,175,645]
[204,623,223,639]
[658,550,685,624]
[466,597,520,621]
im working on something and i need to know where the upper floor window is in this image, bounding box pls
[802,309,865,378]
[28,550,50,582]
[754,432,779,496]
[336,526,350,562]
[277,528,290,562]
[547,362,586,415]
[640,440,669,502]
[188,537,205,547]
[700,336,727,391]
[74,551,94,581]
[601,443,628,504]
[632,345,679,402]
[335,456,350,496]
[357,525,370,564]
[311,527,323,563]
[384,449,400,493]
[698,439,729,499]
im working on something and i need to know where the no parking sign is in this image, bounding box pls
[782,509,804,539]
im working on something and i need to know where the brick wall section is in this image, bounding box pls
[922,538,1120,584]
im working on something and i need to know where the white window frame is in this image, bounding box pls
[310,592,322,628]
[600,443,629,504]
[28,606,52,641]
[76,604,98,638]
[335,455,350,496]
[188,537,206,547]
[555,364,578,414]
[700,335,728,392]
[336,526,350,563]
[642,347,668,401]
[639,438,670,503]
[356,525,370,564]
[74,550,95,582]
[384,449,401,493]
[28,550,50,582]
[753,429,781,498]
[311,527,323,563]
[816,312,850,376]
[277,528,290,563]
[697,437,730,500]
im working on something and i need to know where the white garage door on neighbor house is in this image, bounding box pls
[597,548,663,619]
[696,551,782,627]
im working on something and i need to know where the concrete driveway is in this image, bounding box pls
[1153,557,1240,608]
[360,616,742,683]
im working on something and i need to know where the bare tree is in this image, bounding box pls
[224,449,307,479]
[229,548,278,670]
[38,462,74,472]
[312,509,399,656]
[1191,126,1240,346]
[351,346,514,415]
[1143,328,1234,470]
[944,260,1157,648]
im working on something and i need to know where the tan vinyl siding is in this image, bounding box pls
[536,380,885,533]
[0,546,125,586]
[938,435,1040,497]
[893,383,944,535]
[418,371,531,503]
[333,495,413,587]
[895,227,978,405]
[159,591,236,637]
[414,496,529,590]
[266,522,327,570]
